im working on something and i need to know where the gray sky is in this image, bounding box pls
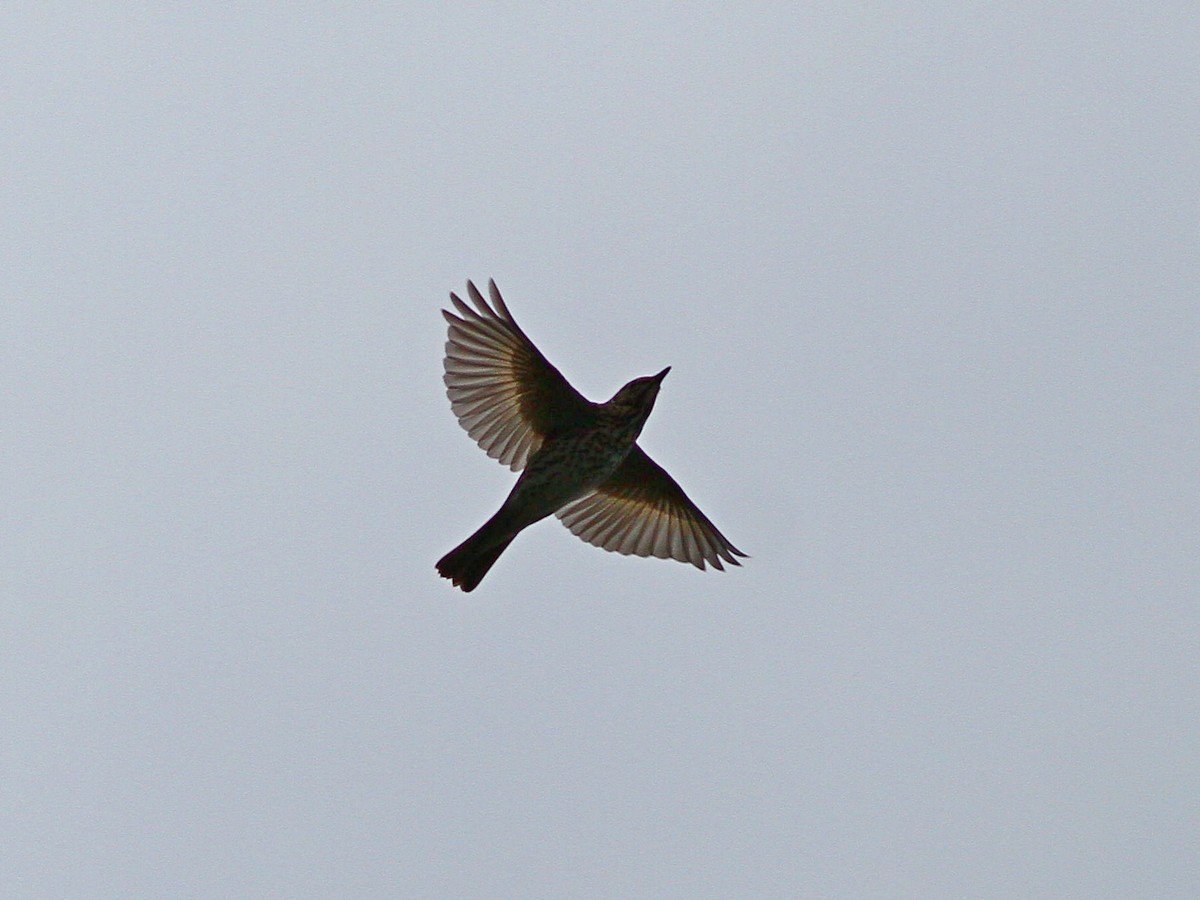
[4,5,1197,897]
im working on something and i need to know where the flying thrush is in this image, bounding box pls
[436,280,745,591]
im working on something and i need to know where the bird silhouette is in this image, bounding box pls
[436,280,745,591]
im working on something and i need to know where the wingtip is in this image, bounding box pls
[720,547,747,567]
[488,279,517,324]
[447,291,476,321]
[465,280,492,316]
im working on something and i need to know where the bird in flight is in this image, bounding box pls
[436,280,745,592]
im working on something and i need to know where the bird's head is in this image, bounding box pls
[607,366,670,425]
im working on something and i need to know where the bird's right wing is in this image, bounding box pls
[443,280,593,471]
[556,445,747,570]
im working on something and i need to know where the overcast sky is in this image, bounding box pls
[4,5,1197,897]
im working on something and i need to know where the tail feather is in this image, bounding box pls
[436,516,517,592]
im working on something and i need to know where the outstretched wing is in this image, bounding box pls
[443,280,593,471]
[556,445,747,570]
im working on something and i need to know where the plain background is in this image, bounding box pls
[4,5,1197,897]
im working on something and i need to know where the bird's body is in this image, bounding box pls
[509,412,651,523]
[436,280,744,592]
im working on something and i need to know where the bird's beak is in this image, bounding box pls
[653,366,671,383]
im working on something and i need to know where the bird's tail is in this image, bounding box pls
[436,512,518,593]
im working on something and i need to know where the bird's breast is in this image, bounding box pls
[506,427,636,522]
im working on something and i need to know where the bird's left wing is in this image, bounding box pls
[556,445,747,570]
[443,280,593,471]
